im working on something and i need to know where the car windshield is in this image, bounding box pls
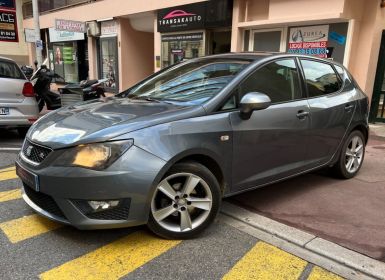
[125,58,250,105]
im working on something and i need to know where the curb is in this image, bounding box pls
[221,202,385,280]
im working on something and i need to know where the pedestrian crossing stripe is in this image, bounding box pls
[0,189,22,202]
[0,214,62,243]
[0,166,17,182]
[39,231,181,280]
[222,241,308,280]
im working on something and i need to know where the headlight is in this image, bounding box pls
[54,139,134,170]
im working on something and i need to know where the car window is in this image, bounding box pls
[300,59,342,97]
[0,61,24,79]
[239,59,302,104]
[127,59,250,105]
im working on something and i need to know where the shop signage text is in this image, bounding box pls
[24,28,35,42]
[158,3,205,32]
[101,20,117,36]
[0,0,15,9]
[49,27,84,43]
[55,19,86,33]
[0,9,17,42]
[288,25,329,58]
[161,32,203,42]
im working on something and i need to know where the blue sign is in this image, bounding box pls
[329,31,346,45]
[0,0,15,9]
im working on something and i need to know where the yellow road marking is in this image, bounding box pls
[0,214,62,243]
[223,241,307,280]
[40,231,181,280]
[0,189,22,202]
[0,167,17,182]
[0,166,16,173]
[307,266,344,280]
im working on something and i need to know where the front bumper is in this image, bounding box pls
[17,145,166,230]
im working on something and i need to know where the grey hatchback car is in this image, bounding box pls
[16,53,368,239]
[0,56,39,136]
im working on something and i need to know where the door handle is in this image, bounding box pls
[296,110,309,119]
[345,104,354,112]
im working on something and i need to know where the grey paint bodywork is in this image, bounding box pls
[16,53,369,229]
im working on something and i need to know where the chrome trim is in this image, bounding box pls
[20,139,53,166]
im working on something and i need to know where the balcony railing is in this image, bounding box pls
[22,0,96,19]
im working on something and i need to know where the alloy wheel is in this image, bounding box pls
[345,135,364,174]
[151,173,213,233]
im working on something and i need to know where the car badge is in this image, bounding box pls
[25,146,33,157]
[39,152,45,159]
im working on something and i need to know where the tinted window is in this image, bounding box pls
[0,61,24,79]
[127,59,250,105]
[239,59,302,103]
[301,60,342,97]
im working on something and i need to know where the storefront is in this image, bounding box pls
[96,20,119,92]
[48,28,88,83]
[243,23,348,64]
[157,0,233,68]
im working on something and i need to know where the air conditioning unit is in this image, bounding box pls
[86,21,101,37]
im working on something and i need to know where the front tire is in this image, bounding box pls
[333,130,365,179]
[147,161,221,239]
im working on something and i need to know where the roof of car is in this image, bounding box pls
[197,52,342,66]
[0,56,16,63]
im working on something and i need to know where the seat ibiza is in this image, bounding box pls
[16,53,369,239]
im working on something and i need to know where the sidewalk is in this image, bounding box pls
[227,124,385,261]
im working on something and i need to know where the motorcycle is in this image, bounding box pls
[59,78,107,106]
[30,65,62,112]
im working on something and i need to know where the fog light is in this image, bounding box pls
[88,200,120,211]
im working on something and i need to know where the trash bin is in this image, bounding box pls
[59,86,84,106]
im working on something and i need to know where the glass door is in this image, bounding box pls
[99,37,118,92]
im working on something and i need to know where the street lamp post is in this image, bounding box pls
[32,0,42,66]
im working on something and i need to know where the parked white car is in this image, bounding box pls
[0,56,39,136]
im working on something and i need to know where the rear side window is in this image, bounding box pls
[300,59,342,97]
[0,61,24,79]
[239,59,302,104]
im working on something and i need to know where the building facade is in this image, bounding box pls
[0,0,29,65]
[20,0,385,121]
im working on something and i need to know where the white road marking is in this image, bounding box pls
[0,148,21,151]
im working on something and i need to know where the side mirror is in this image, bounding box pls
[239,92,271,120]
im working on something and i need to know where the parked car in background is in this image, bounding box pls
[16,53,369,239]
[0,56,39,136]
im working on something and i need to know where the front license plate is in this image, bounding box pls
[0,107,9,115]
[16,162,40,192]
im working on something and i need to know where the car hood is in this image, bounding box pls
[28,97,203,149]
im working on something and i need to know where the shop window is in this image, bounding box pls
[300,59,342,97]
[239,59,302,103]
[99,37,118,91]
[52,42,79,83]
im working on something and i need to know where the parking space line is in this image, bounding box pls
[222,241,308,280]
[307,266,344,280]
[0,214,62,243]
[40,231,181,280]
[0,189,21,202]
[0,167,17,182]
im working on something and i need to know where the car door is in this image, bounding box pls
[229,58,310,192]
[299,59,355,167]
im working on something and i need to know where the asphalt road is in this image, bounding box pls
[0,132,342,280]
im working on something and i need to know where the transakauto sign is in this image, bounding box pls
[157,3,205,32]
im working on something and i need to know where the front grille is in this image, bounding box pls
[23,184,66,219]
[22,140,52,164]
[72,199,131,220]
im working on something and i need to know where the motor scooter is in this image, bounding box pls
[30,65,62,112]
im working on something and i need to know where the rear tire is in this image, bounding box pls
[147,161,221,239]
[333,130,365,179]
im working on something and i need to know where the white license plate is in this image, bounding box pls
[0,107,10,115]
